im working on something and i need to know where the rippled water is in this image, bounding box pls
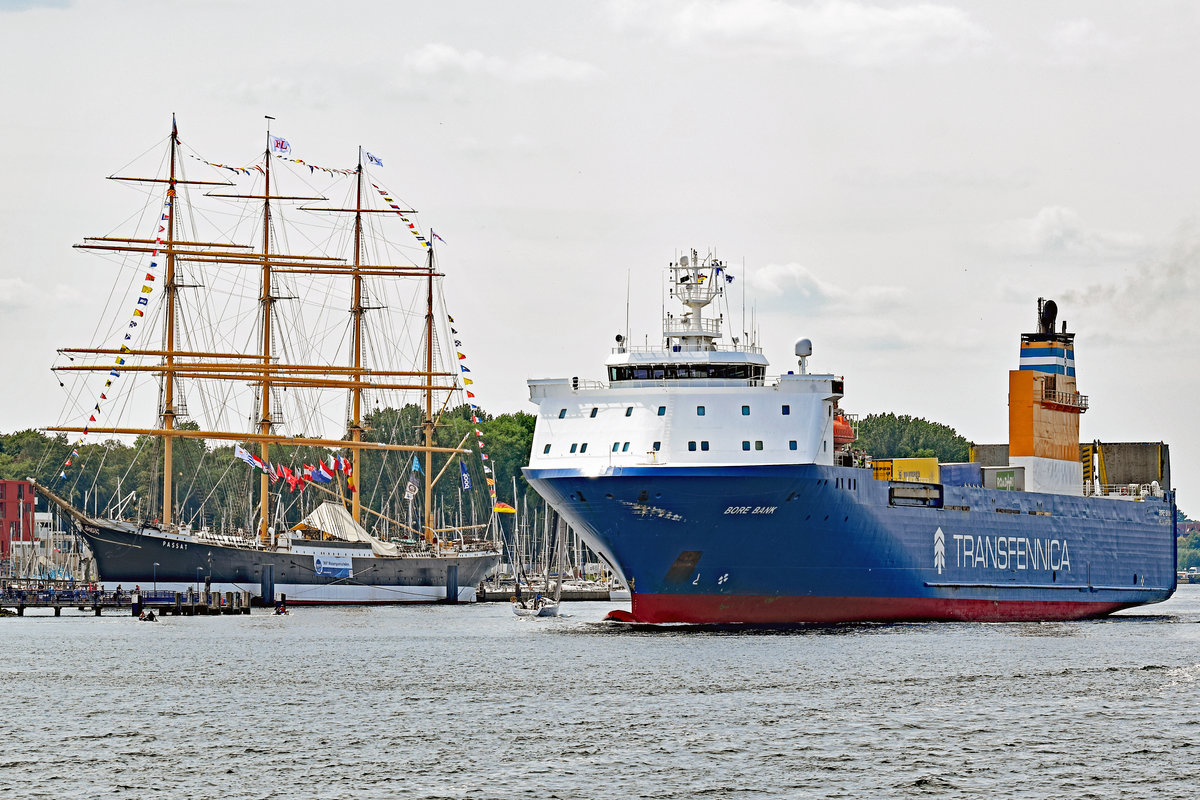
[2,587,1199,799]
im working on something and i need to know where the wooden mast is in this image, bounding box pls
[258,121,274,544]
[161,115,179,526]
[350,147,365,523]
[423,241,435,548]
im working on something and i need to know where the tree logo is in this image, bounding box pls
[934,527,946,575]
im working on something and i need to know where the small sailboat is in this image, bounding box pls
[512,515,566,617]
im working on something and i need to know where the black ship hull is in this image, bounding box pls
[78,518,500,604]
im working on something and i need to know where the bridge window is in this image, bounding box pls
[697,406,705,416]
[543,444,551,454]
[782,405,790,415]
[658,406,666,416]
[580,443,588,453]
[590,408,598,418]
[558,409,567,419]
[612,442,619,452]
[652,442,661,451]
[625,407,633,417]
[701,441,709,451]
[622,442,630,452]
[570,443,578,454]
[688,441,697,452]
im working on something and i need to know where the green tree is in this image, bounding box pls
[855,413,970,462]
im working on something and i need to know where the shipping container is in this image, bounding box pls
[872,460,892,481]
[890,457,939,484]
[983,465,1025,491]
[939,462,983,487]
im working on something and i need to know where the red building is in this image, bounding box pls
[0,480,36,564]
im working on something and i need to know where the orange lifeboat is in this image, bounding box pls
[833,415,855,445]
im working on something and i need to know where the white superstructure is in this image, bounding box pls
[527,250,845,471]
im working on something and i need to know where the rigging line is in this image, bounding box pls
[184,455,239,529]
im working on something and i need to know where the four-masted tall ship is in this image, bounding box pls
[36,118,500,603]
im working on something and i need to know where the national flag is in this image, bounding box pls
[71,449,79,457]
[486,478,495,486]
[460,462,471,491]
[474,429,483,436]
[271,136,292,155]
[312,461,334,483]
[483,465,492,474]
[366,152,383,166]
[65,459,71,466]
[404,472,418,502]
[234,445,258,469]
[481,453,489,460]
[493,502,516,514]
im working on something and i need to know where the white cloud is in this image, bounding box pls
[1046,18,1132,66]
[609,0,991,66]
[1063,218,1200,337]
[747,261,905,310]
[404,43,603,83]
[989,206,1146,260]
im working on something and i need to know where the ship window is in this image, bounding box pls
[581,443,589,453]
[688,441,697,452]
[590,408,598,418]
[558,409,567,419]
[570,443,578,453]
[789,441,797,450]
[701,441,709,451]
[782,405,790,416]
[697,406,705,416]
[742,405,750,416]
[622,442,630,452]
[543,444,551,454]
[824,441,828,451]
[612,442,619,452]
[657,406,666,416]
[742,441,750,451]
[755,441,763,451]
[625,407,633,417]
[653,442,661,451]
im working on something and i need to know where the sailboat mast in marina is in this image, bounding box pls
[37,118,500,603]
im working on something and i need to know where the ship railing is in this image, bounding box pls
[662,316,722,338]
[1083,482,1163,499]
[603,378,767,390]
[1039,389,1089,411]
[612,343,763,355]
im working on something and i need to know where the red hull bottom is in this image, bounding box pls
[616,593,1134,624]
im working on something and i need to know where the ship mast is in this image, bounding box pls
[161,115,179,526]
[350,147,365,523]
[258,121,275,544]
[423,241,436,547]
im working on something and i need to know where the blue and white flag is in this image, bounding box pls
[460,462,472,491]
[271,136,292,155]
[366,152,383,166]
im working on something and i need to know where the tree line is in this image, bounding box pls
[0,405,535,537]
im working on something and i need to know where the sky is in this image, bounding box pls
[1,0,1198,510]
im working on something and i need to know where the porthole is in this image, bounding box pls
[701,441,709,451]
[789,441,797,451]
[782,405,790,416]
[742,441,750,451]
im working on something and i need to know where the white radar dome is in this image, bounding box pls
[794,338,813,358]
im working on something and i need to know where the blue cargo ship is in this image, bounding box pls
[523,250,1177,623]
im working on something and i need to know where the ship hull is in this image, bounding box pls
[77,519,500,605]
[524,464,1177,624]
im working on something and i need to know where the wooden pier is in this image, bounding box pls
[0,588,255,617]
